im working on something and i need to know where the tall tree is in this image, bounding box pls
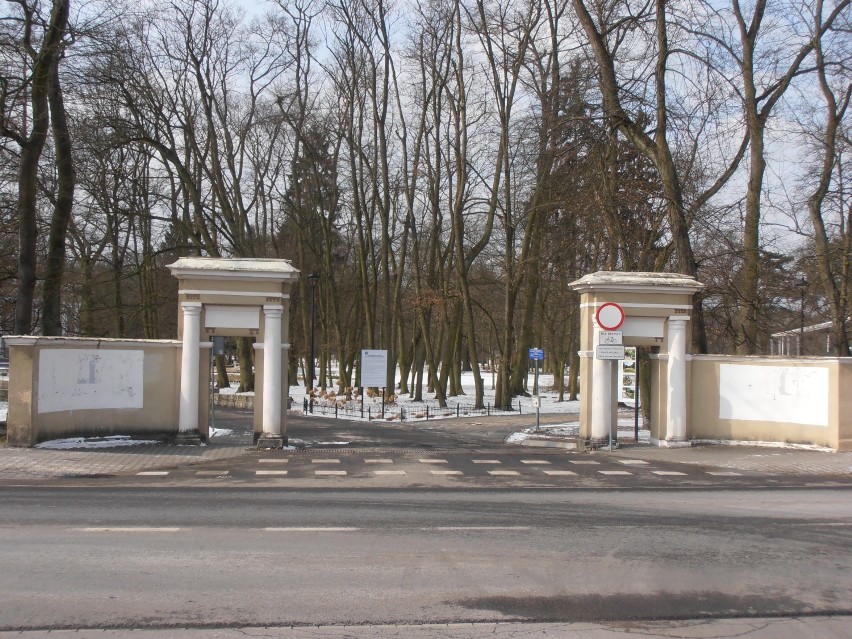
[1,0,71,334]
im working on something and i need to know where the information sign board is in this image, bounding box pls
[360,349,388,388]
[528,347,544,361]
[596,344,626,360]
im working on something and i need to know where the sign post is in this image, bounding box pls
[595,303,625,451]
[360,349,388,417]
[528,348,544,432]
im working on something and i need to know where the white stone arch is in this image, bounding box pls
[569,272,704,447]
[168,258,300,448]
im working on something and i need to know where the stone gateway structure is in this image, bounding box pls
[569,271,852,451]
[5,257,300,448]
[169,257,300,447]
[4,265,850,451]
[569,271,703,447]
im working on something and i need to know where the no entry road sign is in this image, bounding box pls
[596,302,625,330]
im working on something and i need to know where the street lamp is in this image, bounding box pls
[308,272,319,412]
[799,276,808,356]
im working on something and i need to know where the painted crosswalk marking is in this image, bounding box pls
[134,456,760,481]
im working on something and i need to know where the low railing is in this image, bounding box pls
[302,397,523,421]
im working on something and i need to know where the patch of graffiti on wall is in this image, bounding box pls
[38,349,144,413]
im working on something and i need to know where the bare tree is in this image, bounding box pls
[1,0,70,334]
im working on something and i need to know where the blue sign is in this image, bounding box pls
[528,348,544,361]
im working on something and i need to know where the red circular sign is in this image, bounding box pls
[596,302,625,330]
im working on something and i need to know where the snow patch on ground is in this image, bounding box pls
[507,419,651,445]
[0,401,7,423]
[36,435,161,450]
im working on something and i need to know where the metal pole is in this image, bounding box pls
[799,276,807,356]
[634,359,640,443]
[535,359,540,433]
[308,272,318,413]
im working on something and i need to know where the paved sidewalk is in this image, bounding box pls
[2,408,851,480]
[607,443,852,475]
[0,443,250,480]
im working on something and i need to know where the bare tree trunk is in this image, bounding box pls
[42,55,75,335]
[801,0,851,356]
[13,0,70,334]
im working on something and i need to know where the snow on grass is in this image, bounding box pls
[0,401,7,423]
[288,370,589,416]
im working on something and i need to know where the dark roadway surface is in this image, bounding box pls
[1,408,851,634]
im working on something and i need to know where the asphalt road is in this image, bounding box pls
[2,408,851,636]
[1,485,850,632]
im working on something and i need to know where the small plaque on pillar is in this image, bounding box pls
[596,344,625,360]
[599,331,622,345]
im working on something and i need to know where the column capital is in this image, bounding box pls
[181,301,203,315]
[667,315,690,323]
[263,304,284,314]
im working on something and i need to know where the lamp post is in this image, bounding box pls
[308,272,319,412]
[799,276,808,356]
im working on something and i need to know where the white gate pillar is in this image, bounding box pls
[177,302,203,442]
[257,304,284,447]
[590,324,613,443]
[666,316,688,444]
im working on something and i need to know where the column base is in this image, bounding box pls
[586,436,618,449]
[174,430,203,446]
[256,434,286,449]
[650,436,693,448]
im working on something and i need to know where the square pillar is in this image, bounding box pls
[665,316,689,445]
[177,302,203,444]
[257,304,285,448]
[590,324,614,443]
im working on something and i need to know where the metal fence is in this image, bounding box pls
[302,398,524,421]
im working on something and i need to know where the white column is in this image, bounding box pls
[262,304,284,437]
[590,324,611,442]
[178,302,202,433]
[666,316,688,442]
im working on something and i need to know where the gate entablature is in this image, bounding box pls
[569,272,703,447]
[169,257,300,448]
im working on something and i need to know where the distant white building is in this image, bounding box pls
[770,320,850,356]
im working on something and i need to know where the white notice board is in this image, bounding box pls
[360,349,388,388]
